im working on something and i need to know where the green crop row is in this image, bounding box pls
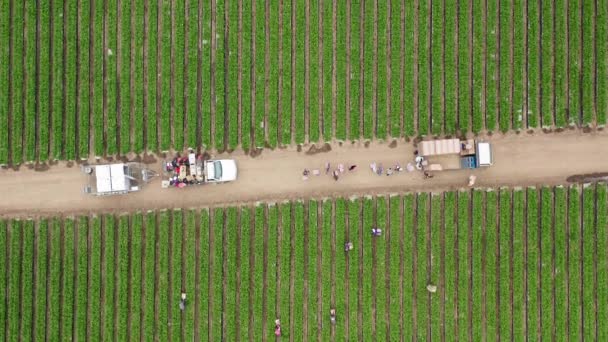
[170,211,182,340]
[498,0,511,132]
[200,209,210,341]
[334,199,347,340]
[431,0,443,135]
[349,0,361,141]
[236,1,248,151]
[347,198,359,340]
[485,191,498,339]
[226,0,239,149]
[555,0,568,127]
[486,0,498,132]
[174,2,185,152]
[156,212,169,341]
[498,190,514,339]
[65,0,78,160]
[376,197,387,340]
[268,1,281,147]
[568,186,581,340]
[444,0,457,134]
[211,208,224,340]
[335,0,347,141]
[541,0,554,128]
[417,193,430,339]
[267,205,280,339]
[418,0,430,136]
[363,0,374,140]
[404,1,415,136]
[48,218,61,341]
[388,196,401,339]
[512,190,525,339]
[107,0,118,155]
[252,205,265,341]
[117,216,129,341]
[90,216,102,340]
[582,186,595,339]
[444,193,457,336]
[130,213,143,341]
[93,0,104,156]
[7,221,22,341]
[568,0,581,126]
[295,0,307,143]
[223,208,237,341]
[278,203,291,339]
[143,212,156,339]
[581,1,594,126]
[21,221,34,341]
[78,0,90,158]
[321,201,332,341]
[159,1,171,151]
[0,0,9,164]
[11,3,24,163]
[24,1,36,162]
[308,201,318,340]
[75,218,88,341]
[282,0,293,145]
[252,0,264,148]
[430,195,441,341]
[458,1,471,133]
[309,2,320,144]
[528,0,540,128]
[239,207,251,341]
[61,219,75,340]
[362,198,374,340]
[457,191,470,341]
[599,1,608,126]
[377,1,389,140]
[35,220,48,341]
[102,216,116,341]
[471,190,483,341]
[513,0,525,129]
[293,203,305,341]
[597,185,608,341]
[133,0,145,152]
[216,0,226,151]
[472,0,484,132]
[553,188,567,339]
[390,0,402,137]
[120,0,132,154]
[540,188,553,339]
[147,0,159,152]
[321,0,332,141]
[527,188,540,339]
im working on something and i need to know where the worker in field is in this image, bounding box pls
[274,319,282,336]
[330,309,337,325]
[344,241,354,252]
[372,228,383,237]
[179,293,186,311]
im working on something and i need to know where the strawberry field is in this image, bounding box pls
[0,0,606,166]
[1,185,607,340]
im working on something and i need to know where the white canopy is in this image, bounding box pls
[477,142,493,166]
[95,164,129,193]
[419,139,461,156]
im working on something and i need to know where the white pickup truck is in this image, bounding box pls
[205,159,238,182]
[162,155,238,188]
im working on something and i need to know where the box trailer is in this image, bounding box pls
[418,139,493,171]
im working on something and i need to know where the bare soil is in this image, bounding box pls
[2,131,608,218]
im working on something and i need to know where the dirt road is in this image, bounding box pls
[2,130,608,217]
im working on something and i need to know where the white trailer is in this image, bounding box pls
[82,163,157,196]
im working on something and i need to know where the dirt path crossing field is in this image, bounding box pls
[2,131,608,217]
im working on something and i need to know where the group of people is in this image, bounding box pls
[275,310,337,336]
[370,162,405,176]
[344,228,383,251]
[302,162,357,181]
